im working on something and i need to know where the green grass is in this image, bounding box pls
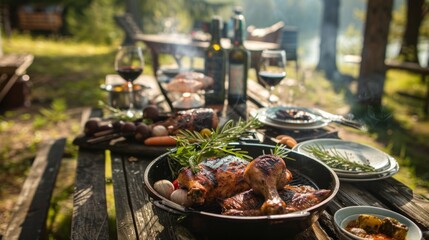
[1,34,428,238]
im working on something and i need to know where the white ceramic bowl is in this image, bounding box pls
[333,206,422,240]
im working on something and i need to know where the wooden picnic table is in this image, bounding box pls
[70,76,429,240]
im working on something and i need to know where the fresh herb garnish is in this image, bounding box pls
[98,101,152,123]
[303,144,376,172]
[168,117,262,174]
[272,144,295,162]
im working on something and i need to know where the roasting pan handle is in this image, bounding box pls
[268,211,310,219]
[153,200,189,215]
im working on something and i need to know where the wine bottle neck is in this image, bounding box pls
[232,16,245,46]
[210,18,221,44]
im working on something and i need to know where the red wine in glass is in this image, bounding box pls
[114,46,144,117]
[259,71,286,87]
[259,50,287,105]
[116,66,143,82]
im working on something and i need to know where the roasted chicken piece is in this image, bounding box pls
[221,185,331,216]
[243,154,293,215]
[159,108,219,134]
[177,155,250,206]
[379,217,408,240]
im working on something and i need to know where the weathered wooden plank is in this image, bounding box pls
[70,107,109,239]
[72,135,168,157]
[110,153,137,240]
[0,54,34,75]
[71,149,109,240]
[318,210,341,239]
[295,221,331,240]
[123,156,170,240]
[330,182,388,210]
[79,107,103,129]
[4,137,66,240]
[359,178,429,231]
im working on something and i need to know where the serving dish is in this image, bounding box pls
[294,139,399,182]
[251,108,329,130]
[100,83,150,110]
[159,67,191,78]
[265,106,322,125]
[333,206,422,240]
[143,143,339,239]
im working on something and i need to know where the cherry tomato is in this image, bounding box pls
[172,179,179,190]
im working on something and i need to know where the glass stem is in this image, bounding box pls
[268,86,274,105]
[128,81,135,110]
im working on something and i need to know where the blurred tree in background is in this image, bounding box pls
[139,0,192,34]
[66,0,121,44]
[397,0,427,64]
[316,0,339,79]
[4,0,235,44]
[4,0,429,68]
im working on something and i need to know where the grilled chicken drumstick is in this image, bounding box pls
[177,155,251,205]
[220,185,331,216]
[243,154,292,215]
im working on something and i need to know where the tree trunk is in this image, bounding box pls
[398,0,424,64]
[357,0,393,111]
[316,0,339,79]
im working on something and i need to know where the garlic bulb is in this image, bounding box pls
[154,180,175,199]
[170,189,193,207]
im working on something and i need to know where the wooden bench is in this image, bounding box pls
[385,61,429,115]
[385,61,429,82]
[343,56,429,115]
[4,138,66,239]
[0,54,34,111]
[17,5,63,33]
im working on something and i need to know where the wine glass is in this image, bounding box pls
[114,45,144,117]
[258,49,287,105]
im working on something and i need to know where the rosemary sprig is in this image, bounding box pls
[303,144,376,172]
[98,101,152,124]
[168,117,263,174]
[273,144,295,162]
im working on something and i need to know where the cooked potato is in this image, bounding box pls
[357,214,383,233]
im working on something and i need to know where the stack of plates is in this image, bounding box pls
[251,106,328,130]
[293,139,399,182]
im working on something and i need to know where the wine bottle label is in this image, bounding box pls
[205,55,225,104]
[229,63,245,95]
[206,57,224,89]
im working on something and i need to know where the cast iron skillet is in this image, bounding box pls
[144,143,340,239]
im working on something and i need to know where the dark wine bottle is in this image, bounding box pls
[204,16,226,105]
[227,14,249,105]
[227,6,243,42]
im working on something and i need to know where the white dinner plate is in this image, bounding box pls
[335,164,399,182]
[251,108,329,130]
[293,139,399,181]
[334,157,397,179]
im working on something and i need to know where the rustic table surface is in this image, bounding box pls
[70,76,429,240]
